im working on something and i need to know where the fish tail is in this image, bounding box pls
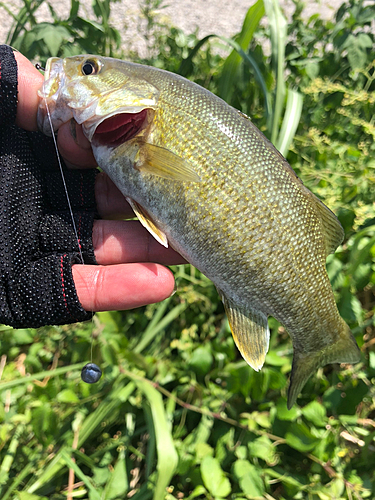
[287,321,360,409]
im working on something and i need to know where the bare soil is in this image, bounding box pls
[1,0,343,56]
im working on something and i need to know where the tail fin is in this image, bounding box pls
[287,323,360,409]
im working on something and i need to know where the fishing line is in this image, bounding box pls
[40,66,102,384]
[43,96,84,265]
[90,335,94,363]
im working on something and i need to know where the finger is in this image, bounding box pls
[95,172,135,219]
[58,121,97,168]
[72,262,176,311]
[14,52,43,131]
[93,219,186,266]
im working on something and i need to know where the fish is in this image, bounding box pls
[37,54,361,408]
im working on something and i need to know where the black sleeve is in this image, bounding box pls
[0,44,99,328]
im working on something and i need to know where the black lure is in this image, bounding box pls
[81,363,102,384]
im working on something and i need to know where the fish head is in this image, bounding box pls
[37,55,159,146]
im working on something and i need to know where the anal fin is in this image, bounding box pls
[219,291,269,371]
[126,197,169,248]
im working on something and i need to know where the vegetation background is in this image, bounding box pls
[0,0,374,499]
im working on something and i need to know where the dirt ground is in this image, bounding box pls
[1,0,343,55]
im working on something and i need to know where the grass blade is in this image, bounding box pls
[77,380,135,448]
[218,0,265,102]
[135,379,178,500]
[133,301,189,354]
[264,0,287,142]
[27,381,135,494]
[276,88,303,156]
[27,450,66,494]
[0,424,25,497]
[179,32,272,118]
[1,462,34,500]
[0,362,86,391]
[178,34,216,76]
[217,35,272,120]
[60,449,101,500]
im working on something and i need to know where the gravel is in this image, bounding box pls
[1,0,343,57]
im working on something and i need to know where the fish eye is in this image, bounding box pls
[81,59,100,76]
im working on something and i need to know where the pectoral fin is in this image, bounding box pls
[126,197,169,248]
[219,291,269,371]
[136,142,201,182]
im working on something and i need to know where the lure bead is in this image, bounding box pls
[81,363,102,383]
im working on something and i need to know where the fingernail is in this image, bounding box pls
[170,280,178,297]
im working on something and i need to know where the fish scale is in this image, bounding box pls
[38,54,361,408]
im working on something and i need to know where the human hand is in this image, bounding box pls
[14,51,185,314]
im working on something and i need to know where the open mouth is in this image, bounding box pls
[92,109,148,147]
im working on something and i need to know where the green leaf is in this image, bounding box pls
[218,0,265,101]
[301,401,327,427]
[103,448,128,499]
[10,329,35,344]
[285,422,319,452]
[369,351,375,370]
[186,485,207,499]
[265,350,289,366]
[338,287,364,324]
[201,456,231,498]
[31,404,57,443]
[342,33,373,69]
[189,346,213,376]
[325,477,345,498]
[276,398,300,421]
[326,255,345,291]
[248,435,277,464]
[195,442,214,461]
[32,23,71,56]
[233,460,265,497]
[56,389,80,404]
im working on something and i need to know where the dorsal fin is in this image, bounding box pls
[311,195,344,256]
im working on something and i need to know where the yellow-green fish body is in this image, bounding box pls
[38,55,360,407]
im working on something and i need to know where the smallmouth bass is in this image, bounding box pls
[38,55,361,408]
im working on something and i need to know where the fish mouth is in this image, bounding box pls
[92,109,148,147]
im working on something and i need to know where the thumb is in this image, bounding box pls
[14,51,43,131]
